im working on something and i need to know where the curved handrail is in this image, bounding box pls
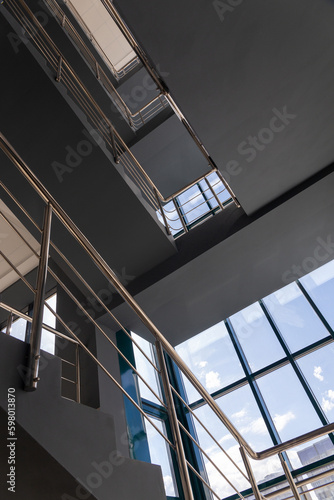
[1,131,333,463]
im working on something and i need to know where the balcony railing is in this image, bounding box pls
[3,0,238,240]
[43,0,169,131]
[1,130,334,500]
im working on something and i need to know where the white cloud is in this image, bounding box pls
[198,360,208,368]
[273,411,296,431]
[219,434,234,445]
[232,408,247,421]
[205,371,222,391]
[322,389,334,413]
[313,366,324,382]
[241,417,267,436]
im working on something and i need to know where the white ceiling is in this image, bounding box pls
[0,200,40,293]
[68,0,135,70]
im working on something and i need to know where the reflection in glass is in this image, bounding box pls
[145,418,178,497]
[41,294,57,355]
[263,282,329,352]
[132,331,161,405]
[230,302,285,372]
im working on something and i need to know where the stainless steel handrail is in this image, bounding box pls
[4,0,239,221]
[62,0,140,81]
[0,302,78,344]
[2,133,334,500]
[99,0,240,207]
[1,131,334,463]
[43,0,168,131]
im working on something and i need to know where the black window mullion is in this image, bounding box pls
[259,299,334,447]
[225,318,284,448]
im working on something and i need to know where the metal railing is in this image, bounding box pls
[0,302,81,403]
[1,131,334,500]
[98,0,239,203]
[62,0,140,81]
[43,0,169,130]
[3,0,238,231]
[157,171,235,237]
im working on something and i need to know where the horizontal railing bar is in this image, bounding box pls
[40,301,175,448]
[47,267,167,408]
[170,386,249,481]
[99,0,240,206]
[1,131,333,462]
[61,359,76,366]
[0,181,42,233]
[178,420,246,498]
[61,376,76,384]
[6,0,238,213]
[0,250,36,293]
[62,0,139,79]
[186,460,222,500]
[49,241,160,373]
[0,210,40,257]
[44,0,166,130]
[0,301,78,344]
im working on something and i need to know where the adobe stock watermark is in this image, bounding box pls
[281,235,334,285]
[51,128,104,183]
[6,0,51,55]
[212,0,244,22]
[76,267,135,324]
[220,106,296,185]
[61,432,128,500]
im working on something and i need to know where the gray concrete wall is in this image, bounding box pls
[0,333,167,500]
[100,171,334,346]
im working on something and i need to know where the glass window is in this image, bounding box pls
[192,385,282,498]
[300,259,334,331]
[263,282,330,352]
[176,321,244,403]
[156,200,182,236]
[145,417,178,497]
[131,332,161,405]
[297,344,334,422]
[256,365,323,441]
[229,303,286,372]
[177,185,209,225]
[41,294,56,355]
[287,436,334,469]
[6,317,28,341]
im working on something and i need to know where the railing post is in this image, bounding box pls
[75,343,81,403]
[109,125,120,164]
[25,203,52,391]
[279,452,301,500]
[5,312,14,336]
[172,198,188,233]
[155,189,171,236]
[56,55,63,82]
[95,61,100,80]
[239,446,263,500]
[155,341,194,500]
[204,177,224,211]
